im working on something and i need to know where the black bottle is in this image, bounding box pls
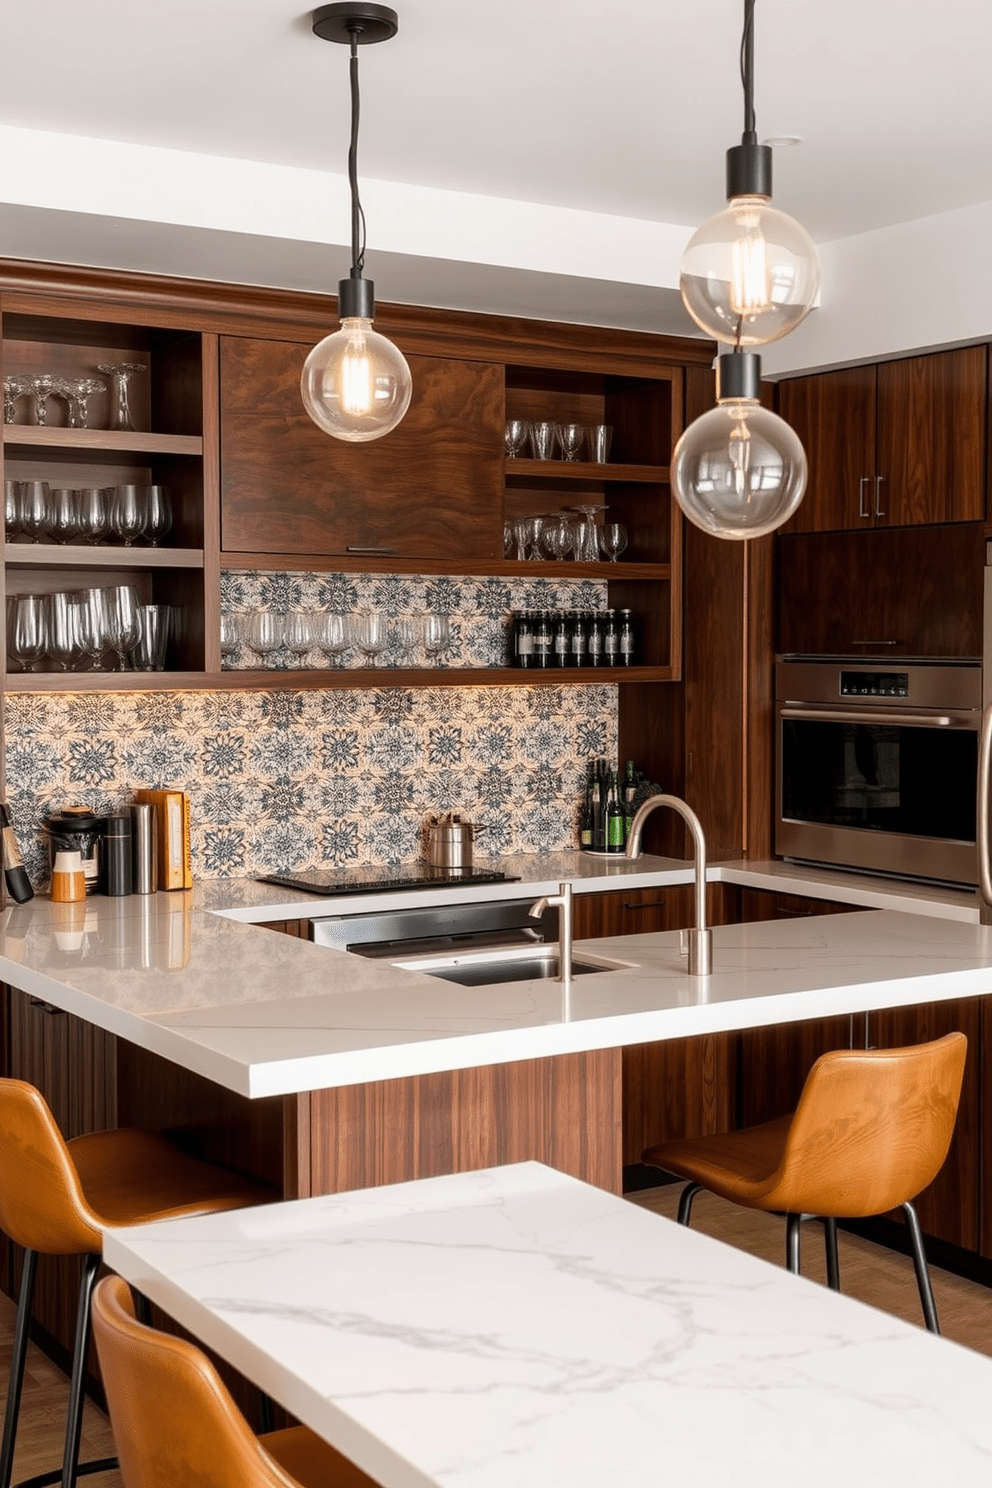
[603,609,620,666]
[587,613,605,667]
[514,611,534,669]
[618,609,636,667]
[570,611,588,668]
[0,803,34,903]
[553,611,571,667]
[580,763,596,851]
[101,813,134,896]
[622,760,638,841]
[605,770,625,853]
[533,610,553,669]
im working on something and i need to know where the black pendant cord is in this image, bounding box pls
[739,0,756,143]
[347,30,368,281]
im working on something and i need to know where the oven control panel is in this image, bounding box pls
[839,670,909,698]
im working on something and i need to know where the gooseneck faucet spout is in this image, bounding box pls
[625,794,712,976]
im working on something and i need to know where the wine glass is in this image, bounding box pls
[104,585,140,670]
[9,594,48,672]
[108,485,144,546]
[69,377,107,429]
[542,513,574,562]
[556,423,585,461]
[75,486,110,544]
[16,481,50,544]
[599,522,628,562]
[391,617,418,667]
[97,362,146,432]
[4,482,21,542]
[3,375,30,423]
[504,419,528,458]
[284,610,316,669]
[314,612,349,668]
[45,488,85,545]
[28,375,57,426]
[571,504,606,563]
[353,612,388,668]
[143,485,172,545]
[220,614,243,669]
[46,592,83,671]
[422,613,450,665]
[245,610,285,669]
[72,589,107,670]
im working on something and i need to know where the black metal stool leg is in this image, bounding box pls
[903,1201,940,1335]
[676,1182,703,1226]
[785,1213,802,1274]
[1,1249,38,1488]
[822,1217,841,1291]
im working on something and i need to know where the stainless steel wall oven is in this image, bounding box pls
[775,658,982,887]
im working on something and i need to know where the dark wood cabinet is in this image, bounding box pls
[219,336,503,561]
[778,346,987,534]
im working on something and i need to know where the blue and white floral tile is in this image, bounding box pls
[3,683,618,884]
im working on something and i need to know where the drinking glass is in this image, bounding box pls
[314,612,349,668]
[391,617,418,667]
[108,485,144,546]
[3,375,30,423]
[4,482,21,542]
[143,485,172,545]
[245,610,285,669]
[104,585,141,670]
[220,614,243,669]
[133,604,171,670]
[556,422,585,461]
[46,592,83,671]
[97,362,146,432]
[9,594,48,671]
[529,421,558,460]
[28,375,57,426]
[422,613,450,665]
[353,612,388,668]
[284,610,316,669]
[504,419,529,457]
[600,522,628,562]
[69,377,107,429]
[76,486,110,544]
[542,513,575,562]
[16,481,50,543]
[586,424,614,464]
[571,504,606,563]
[72,589,107,670]
[45,488,85,544]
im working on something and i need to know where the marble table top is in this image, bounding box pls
[103,1162,992,1488]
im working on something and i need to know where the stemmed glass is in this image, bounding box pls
[4,482,21,542]
[353,612,388,668]
[315,612,349,668]
[391,617,418,667]
[45,488,86,545]
[143,485,172,545]
[504,419,528,458]
[556,423,585,461]
[542,513,575,562]
[9,594,48,671]
[73,590,107,671]
[16,482,50,544]
[245,610,285,669]
[3,376,31,423]
[46,592,83,671]
[108,485,144,545]
[76,487,110,544]
[68,377,107,429]
[28,375,58,427]
[571,504,607,563]
[284,611,315,669]
[97,362,146,432]
[599,522,628,562]
[220,614,243,669]
[422,614,450,665]
[103,585,141,670]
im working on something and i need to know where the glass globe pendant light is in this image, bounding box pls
[679,0,819,349]
[671,352,807,540]
[302,4,412,443]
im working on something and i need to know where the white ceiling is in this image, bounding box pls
[2,0,992,342]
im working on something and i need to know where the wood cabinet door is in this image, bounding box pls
[219,337,504,559]
[876,347,987,527]
[868,998,980,1252]
[778,365,876,534]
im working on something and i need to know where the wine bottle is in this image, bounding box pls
[606,770,625,853]
[622,760,638,842]
[580,762,596,850]
[0,802,34,903]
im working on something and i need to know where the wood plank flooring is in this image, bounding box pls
[3,1188,992,1484]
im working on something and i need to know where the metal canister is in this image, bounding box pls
[101,813,133,897]
[131,802,158,894]
[44,807,103,895]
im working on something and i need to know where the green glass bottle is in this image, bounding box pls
[606,770,625,853]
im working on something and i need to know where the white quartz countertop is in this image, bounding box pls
[3,874,992,1097]
[103,1161,992,1487]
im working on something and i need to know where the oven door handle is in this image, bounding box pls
[977,703,992,912]
[779,706,969,728]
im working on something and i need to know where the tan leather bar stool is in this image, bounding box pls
[91,1275,380,1488]
[0,1078,278,1488]
[642,1032,967,1335]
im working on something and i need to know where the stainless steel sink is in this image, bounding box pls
[389,943,630,987]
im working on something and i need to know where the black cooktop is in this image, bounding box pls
[257,865,519,897]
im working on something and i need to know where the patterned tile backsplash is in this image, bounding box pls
[5,680,619,887]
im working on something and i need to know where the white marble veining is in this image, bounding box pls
[103,1162,992,1488]
[716,858,982,922]
[3,874,992,1096]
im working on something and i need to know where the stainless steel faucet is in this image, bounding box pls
[625,794,712,976]
[529,881,573,983]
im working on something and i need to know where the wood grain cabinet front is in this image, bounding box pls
[219,336,504,560]
[778,346,987,535]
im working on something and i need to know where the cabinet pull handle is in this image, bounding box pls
[622,898,667,910]
[858,476,871,519]
[874,475,887,517]
[850,639,900,647]
[345,546,397,555]
[29,998,64,1016]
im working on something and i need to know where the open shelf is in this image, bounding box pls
[504,459,670,483]
[5,544,205,569]
[3,427,203,457]
[220,551,671,581]
[4,664,674,693]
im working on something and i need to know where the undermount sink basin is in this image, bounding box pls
[389,943,630,987]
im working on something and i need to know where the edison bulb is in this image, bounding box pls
[301,317,413,443]
[680,196,820,347]
[671,399,807,540]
